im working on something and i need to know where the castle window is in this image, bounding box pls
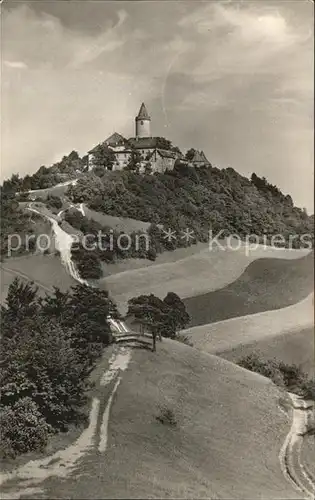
[141,121,144,125]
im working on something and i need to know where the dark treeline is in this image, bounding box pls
[0,278,118,458]
[66,164,314,249]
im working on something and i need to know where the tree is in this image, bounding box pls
[91,144,116,171]
[156,137,173,150]
[126,292,190,347]
[185,148,197,161]
[46,195,62,211]
[144,162,152,175]
[172,145,182,155]
[126,149,142,173]
[163,292,190,336]
[2,278,39,326]
[2,174,22,194]
[127,294,167,351]
[0,279,118,457]
[71,243,103,280]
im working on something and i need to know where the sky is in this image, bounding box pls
[2,0,314,212]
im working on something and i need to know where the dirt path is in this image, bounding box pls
[279,393,315,499]
[0,346,132,500]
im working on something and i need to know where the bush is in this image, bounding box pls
[238,354,285,387]
[0,279,114,457]
[300,379,315,400]
[237,353,315,400]
[0,398,51,458]
[71,243,103,280]
[46,195,62,211]
[156,405,177,427]
[146,247,157,261]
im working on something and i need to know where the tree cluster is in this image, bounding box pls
[126,292,190,350]
[89,144,116,173]
[2,151,87,194]
[0,278,116,458]
[66,165,314,250]
[0,187,34,259]
[64,210,165,279]
[238,354,315,401]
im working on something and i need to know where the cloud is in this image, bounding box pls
[1,1,314,212]
[4,60,28,69]
[2,5,128,70]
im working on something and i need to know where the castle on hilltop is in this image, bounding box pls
[87,103,210,173]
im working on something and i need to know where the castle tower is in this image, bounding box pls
[135,103,151,138]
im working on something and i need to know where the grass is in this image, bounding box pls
[27,182,77,200]
[37,339,302,499]
[221,327,314,378]
[183,252,314,327]
[83,205,152,234]
[100,242,310,315]
[181,293,313,353]
[0,254,76,304]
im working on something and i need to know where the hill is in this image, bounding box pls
[220,326,314,377]
[66,166,314,254]
[0,340,304,499]
[180,293,314,361]
[83,205,152,235]
[183,251,314,327]
[101,245,311,315]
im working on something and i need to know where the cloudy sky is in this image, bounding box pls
[2,0,314,212]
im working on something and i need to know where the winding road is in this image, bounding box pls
[1,200,314,499]
[0,346,133,500]
[279,394,315,499]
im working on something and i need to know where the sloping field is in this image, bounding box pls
[181,293,314,357]
[221,326,314,377]
[26,180,78,200]
[102,244,310,314]
[183,252,314,327]
[83,205,152,234]
[5,341,303,499]
[0,255,76,304]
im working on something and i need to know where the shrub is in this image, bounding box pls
[0,280,114,457]
[46,195,63,211]
[237,354,285,387]
[237,354,315,400]
[71,242,103,280]
[0,398,51,458]
[156,405,177,427]
[300,379,315,400]
[146,247,157,261]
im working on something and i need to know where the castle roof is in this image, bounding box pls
[156,149,178,159]
[136,103,150,120]
[104,132,127,146]
[128,137,157,149]
[190,150,210,164]
[88,132,127,153]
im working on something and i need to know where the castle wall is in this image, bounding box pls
[135,118,151,138]
[151,153,176,173]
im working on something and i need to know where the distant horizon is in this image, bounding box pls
[2,0,314,212]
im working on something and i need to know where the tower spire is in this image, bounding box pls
[137,103,150,120]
